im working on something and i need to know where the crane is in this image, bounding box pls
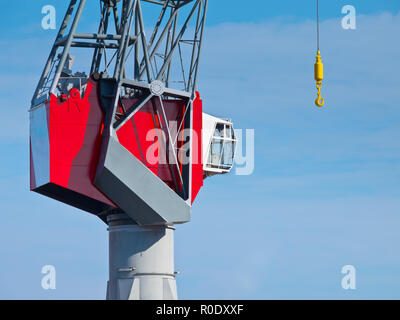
[29,0,237,300]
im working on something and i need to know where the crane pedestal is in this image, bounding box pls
[106,214,177,300]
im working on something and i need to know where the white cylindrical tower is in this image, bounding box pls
[106,213,177,300]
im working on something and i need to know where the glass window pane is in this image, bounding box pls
[225,125,232,138]
[214,123,224,137]
[221,141,233,168]
[208,138,223,167]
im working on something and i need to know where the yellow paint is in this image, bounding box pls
[314,50,324,107]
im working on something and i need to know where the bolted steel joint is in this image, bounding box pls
[149,80,165,96]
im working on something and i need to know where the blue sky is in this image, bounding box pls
[1,0,400,299]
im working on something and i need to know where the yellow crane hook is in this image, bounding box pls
[314,0,324,107]
[314,50,324,107]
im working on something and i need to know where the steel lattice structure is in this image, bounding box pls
[32,0,208,107]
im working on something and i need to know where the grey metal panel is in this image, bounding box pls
[95,135,190,225]
[163,278,178,300]
[30,104,50,188]
[107,216,177,300]
[117,278,134,300]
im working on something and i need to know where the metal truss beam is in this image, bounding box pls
[31,0,208,107]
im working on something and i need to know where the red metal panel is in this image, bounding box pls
[49,87,92,187]
[67,83,114,205]
[116,98,186,194]
[30,77,204,217]
[191,92,203,203]
[31,79,116,209]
